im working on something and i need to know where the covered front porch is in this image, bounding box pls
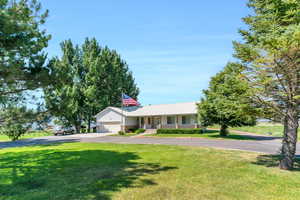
[137,115,199,129]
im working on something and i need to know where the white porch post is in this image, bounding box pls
[159,116,162,129]
[139,117,141,128]
[175,115,179,129]
[144,117,147,129]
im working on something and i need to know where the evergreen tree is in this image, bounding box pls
[44,38,139,133]
[0,105,36,141]
[198,63,258,136]
[0,0,51,101]
[44,40,84,133]
[233,0,300,170]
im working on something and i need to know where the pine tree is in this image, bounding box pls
[0,0,51,101]
[234,0,300,169]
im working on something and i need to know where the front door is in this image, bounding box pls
[152,117,161,129]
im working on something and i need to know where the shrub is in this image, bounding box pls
[127,128,137,133]
[156,128,203,134]
[118,131,125,135]
[134,128,146,134]
[0,124,28,141]
[0,106,35,141]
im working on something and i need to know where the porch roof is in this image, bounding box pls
[109,102,198,117]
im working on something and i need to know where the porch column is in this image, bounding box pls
[139,117,141,128]
[144,117,147,129]
[159,116,162,129]
[175,115,179,129]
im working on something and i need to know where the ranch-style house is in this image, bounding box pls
[95,102,199,133]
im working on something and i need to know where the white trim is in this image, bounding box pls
[95,107,126,118]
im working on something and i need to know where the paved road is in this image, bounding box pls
[1,134,297,155]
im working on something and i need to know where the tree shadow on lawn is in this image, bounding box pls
[252,154,300,171]
[0,145,176,200]
[0,138,80,149]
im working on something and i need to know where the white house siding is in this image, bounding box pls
[161,116,167,125]
[96,109,122,123]
[96,109,140,133]
[96,109,122,133]
[160,114,198,129]
[125,117,138,126]
[124,117,139,131]
[95,102,200,132]
[98,122,121,133]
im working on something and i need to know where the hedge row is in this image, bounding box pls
[134,128,146,134]
[156,128,203,134]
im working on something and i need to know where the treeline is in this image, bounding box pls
[198,0,300,170]
[44,39,139,133]
[0,0,138,139]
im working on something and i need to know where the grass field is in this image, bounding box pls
[150,130,257,140]
[230,125,284,136]
[209,124,288,137]
[1,142,300,200]
[0,131,53,142]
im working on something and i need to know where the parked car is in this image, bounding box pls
[54,127,75,136]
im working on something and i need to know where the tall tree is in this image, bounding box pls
[44,38,139,133]
[233,0,300,169]
[0,0,51,101]
[44,40,84,133]
[198,62,258,136]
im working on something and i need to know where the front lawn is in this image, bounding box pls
[150,130,257,140]
[112,132,140,137]
[0,131,53,142]
[230,125,285,137]
[1,143,300,200]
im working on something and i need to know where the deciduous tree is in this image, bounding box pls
[44,38,139,133]
[198,63,257,136]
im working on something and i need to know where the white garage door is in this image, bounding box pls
[98,122,121,133]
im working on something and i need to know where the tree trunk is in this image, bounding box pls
[279,108,299,170]
[75,124,81,134]
[87,116,91,133]
[220,124,228,136]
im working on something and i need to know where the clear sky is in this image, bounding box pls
[42,0,250,105]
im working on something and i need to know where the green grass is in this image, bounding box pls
[209,123,292,137]
[112,132,140,137]
[1,143,300,200]
[0,131,53,142]
[150,130,257,140]
[230,125,285,137]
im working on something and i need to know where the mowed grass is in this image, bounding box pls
[150,130,257,140]
[231,125,284,137]
[209,123,288,137]
[112,132,140,137]
[0,131,53,142]
[1,143,300,200]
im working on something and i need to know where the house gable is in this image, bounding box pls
[96,108,123,123]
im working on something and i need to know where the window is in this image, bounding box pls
[148,117,151,124]
[167,116,175,124]
[182,116,191,124]
[141,117,144,125]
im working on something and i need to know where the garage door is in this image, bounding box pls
[98,122,121,133]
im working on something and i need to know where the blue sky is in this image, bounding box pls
[42,0,250,105]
